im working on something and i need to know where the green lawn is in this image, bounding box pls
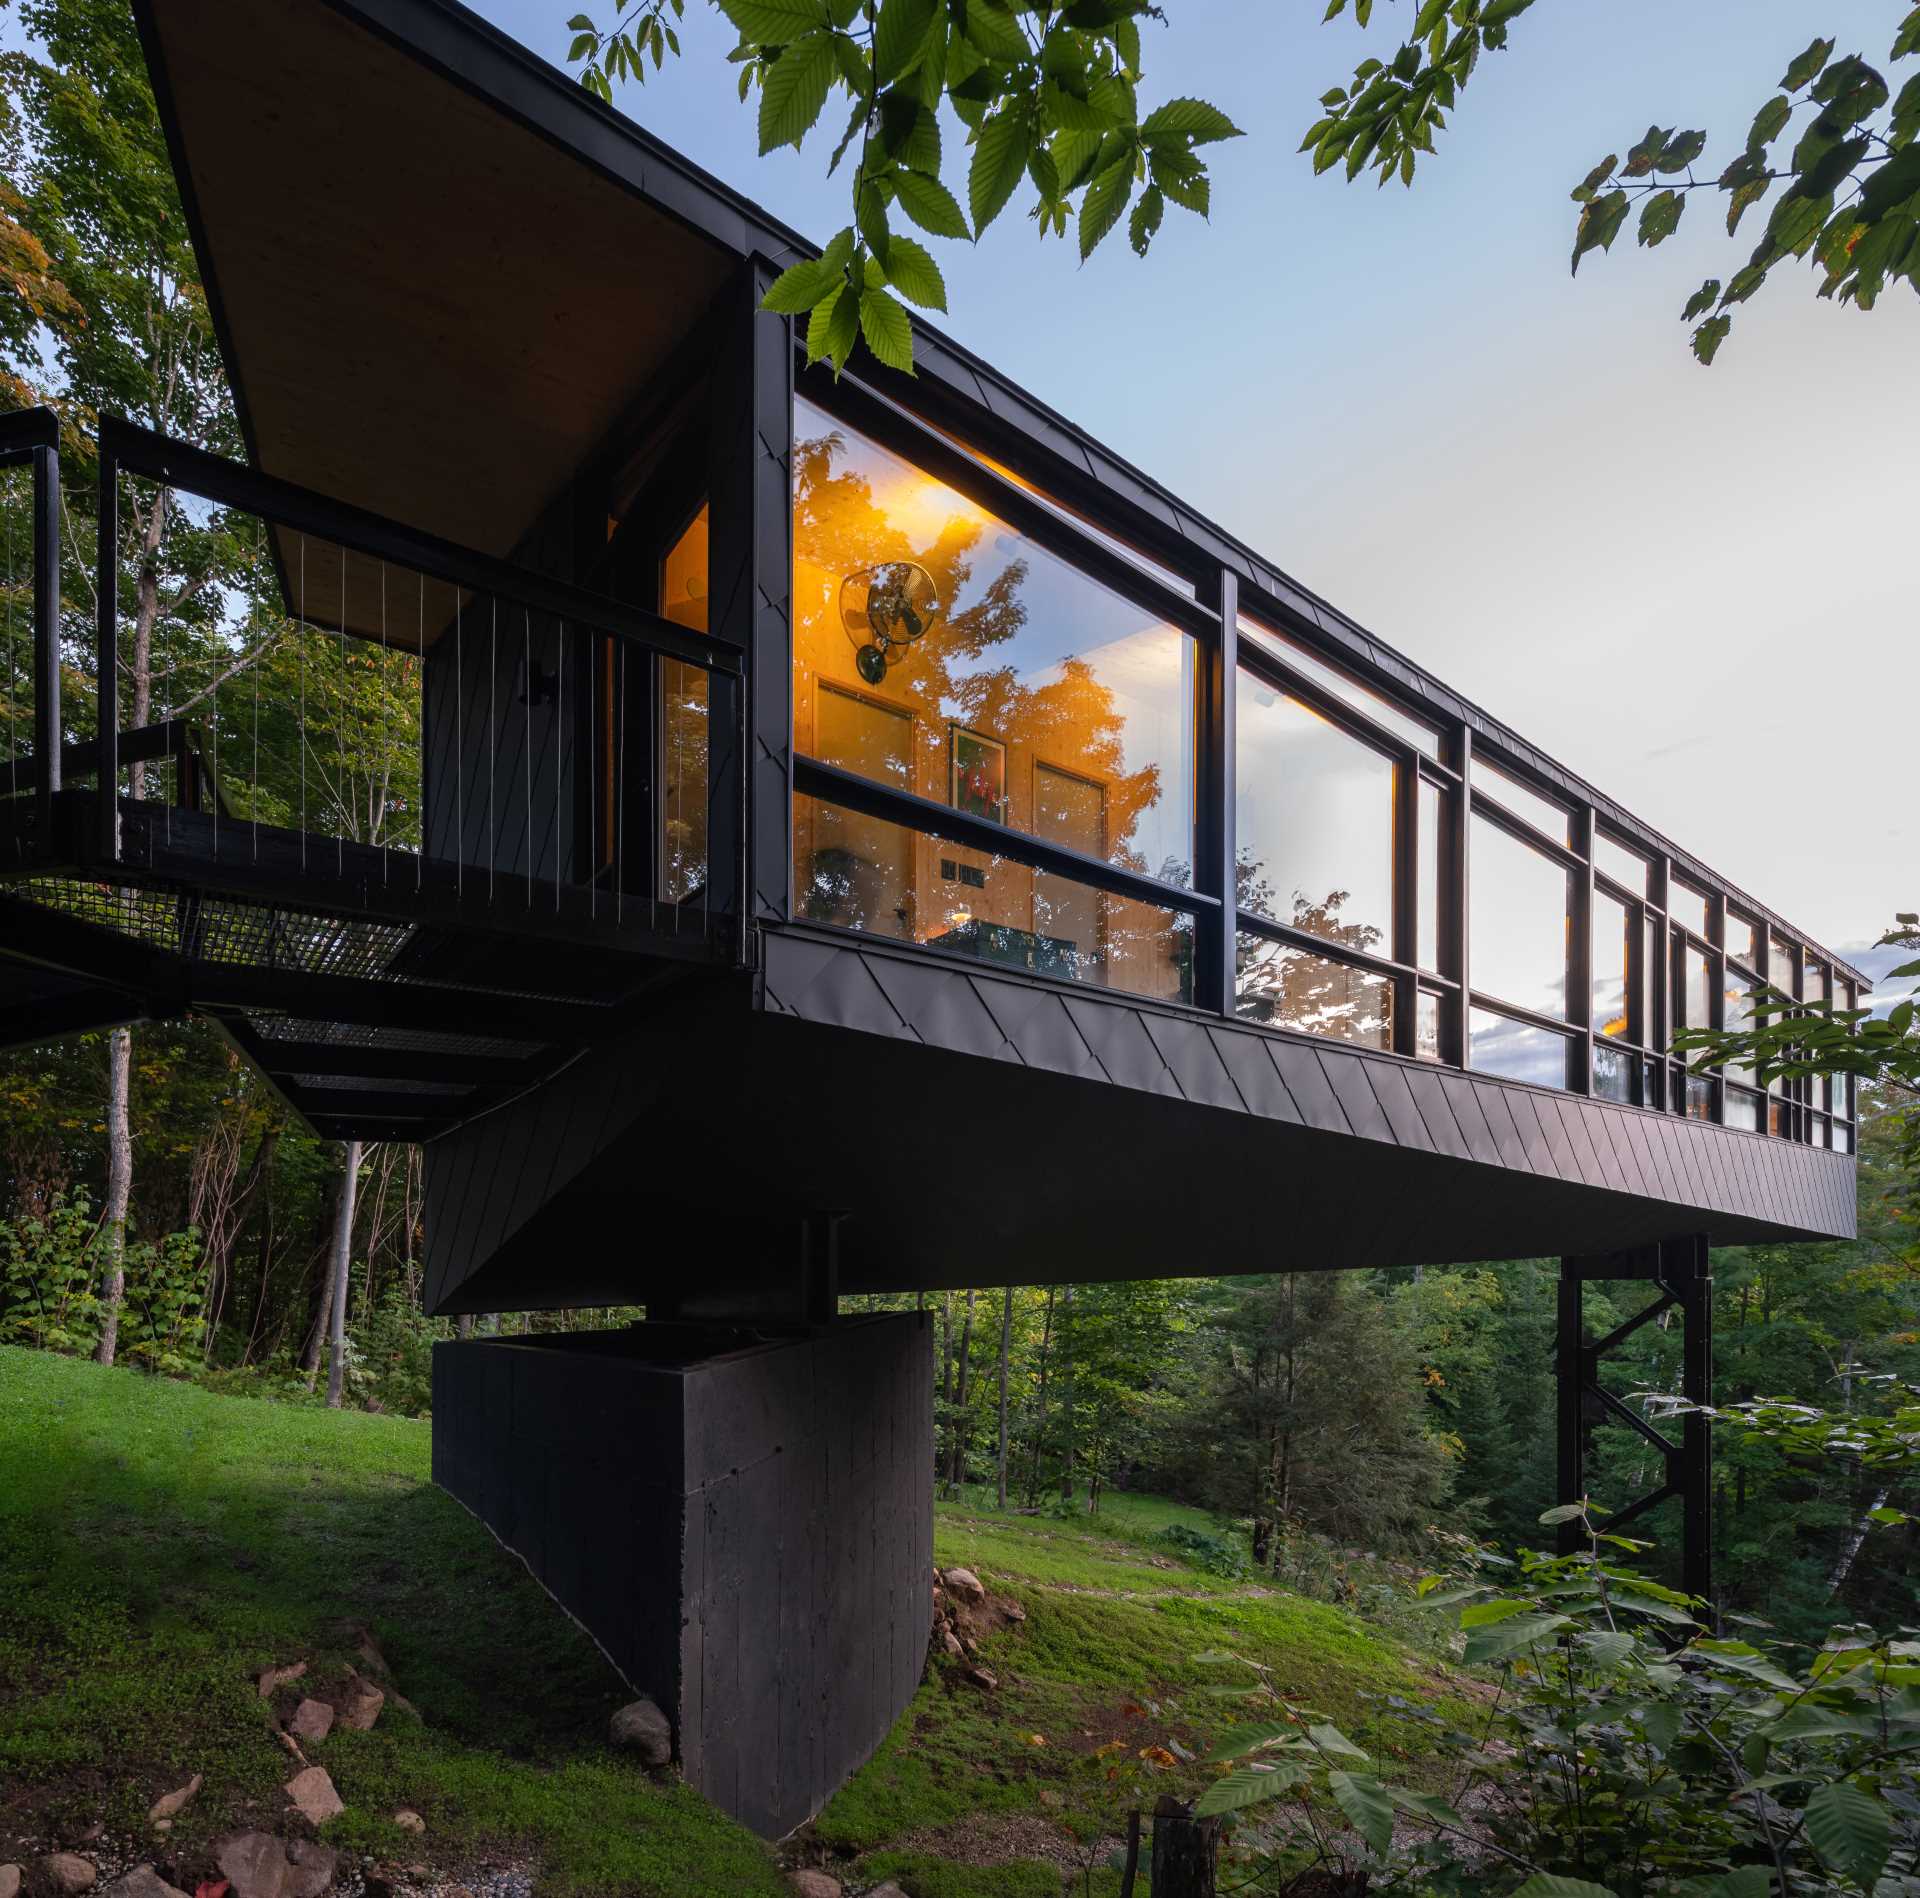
[0,1345,1473,1898]
[0,1345,783,1898]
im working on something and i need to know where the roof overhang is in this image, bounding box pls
[134,0,740,639]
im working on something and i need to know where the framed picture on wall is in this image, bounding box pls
[950,726,1007,825]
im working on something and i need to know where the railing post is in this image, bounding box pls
[1194,569,1237,1015]
[94,438,119,863]
[1556,1260,1585,1558]
[30,439,62,839]
[1672,1234,1714,1609]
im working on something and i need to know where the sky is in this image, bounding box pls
[468,0,1915,975]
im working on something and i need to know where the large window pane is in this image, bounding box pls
[1594,830,1649,897]
[1418,778,1441,973]
[1722,969,1756,1083]
[1593,1042,1639,1104]
[1471,758,1571,845]
[1469,1007,1570,1088]
[1727,913,1761,968]
[793,397,1195,887]
[1237,672,1396,957]
[1592,888,1631,1040]
[1678,941,1712,1033]
[1238,935,1393,1048]
[1415,988,1442,1061]
[1725,1087,1760,1132]
[659,505,710,902]
[1237,617,1439,756]
[1470,815,1569,1018]
[796,793,1191,1001]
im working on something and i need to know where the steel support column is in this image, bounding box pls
[1557,1236,1713,1610]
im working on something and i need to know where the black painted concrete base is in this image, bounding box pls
[430,1314,933,1837]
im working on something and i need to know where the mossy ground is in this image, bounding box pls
[1,1346,1474,1898]
[0,1345,782,1897]
[806,1495,1478,1895]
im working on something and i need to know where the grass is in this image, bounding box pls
[805,1492,1479,1895]
[1,1345,1478,1898]
[0,1344,783,1897]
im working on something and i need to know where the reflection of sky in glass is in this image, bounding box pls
[1592,889,1630,1038]
[1670,881,1710,939]
[1471,758,1569,845]
[1418,779,1441,973]
[1593,1041,1637,1103]
[1237,676,1395,953]
[1681,943,1711,1033]
[1470,815,1568,1018]
[1237,617,1438,757]
[1469,1007,1568,1089]
[1593,831,1648,897]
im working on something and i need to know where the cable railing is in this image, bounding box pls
[0,408,62,851]
[60,414,747,966]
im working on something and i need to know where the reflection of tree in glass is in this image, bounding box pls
[1236,858,1390,1044]
[793,431,1165,869]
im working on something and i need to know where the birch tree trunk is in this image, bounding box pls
[996,1285,1014,1510]
[947,1287,977,1490]
[94,1025,134,1366]
[324,1140,361,1409]
[1828,1487,1891,1598]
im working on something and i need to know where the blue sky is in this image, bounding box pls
[479,0,1917,965]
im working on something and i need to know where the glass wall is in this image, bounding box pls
[1236,675,1396,955]
[660,506,710,902]
[787,392,1862,1145]
[792,398,1195,1001]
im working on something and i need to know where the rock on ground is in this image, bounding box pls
[99,1870,188,1898]
[941,1567,986,1604]
[607,1698,672,1766]
[287,1699,335,1744]
[785,1872,841,1898]
[146,1776,202,1824]
[392,1812,426,1836]
[256,1661,307,1699]
[0,1865,19,1898]
[39,1855,95,1895]
[214,1833,336,1898]
[283,1765,345,1825]
[862,1885,910,1898]
[337,1670,386,1733]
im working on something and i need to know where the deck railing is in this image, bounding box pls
[0,408,63,846]
[71,415,747,962]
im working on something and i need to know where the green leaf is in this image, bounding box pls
[1538,1503,1587,1525]
[893,168,970,238]
[969,107,1033,234]
[1570,187,1629,273]
[1748,94,1791,152]
[879,232,947,309]
[874,0,937,83]
[857,284,915,371]
[1328,1771,1395,1856]
[1139,98,1243,145]
[717,0,829,41]
[760,255,836,313]
[806,280,858,369]
[1781,36,1835,90]
[1194,1759,1311,1817]
[1804,1780,1891,1892]
[1128,183,1164,255]
[757,34,837,152]
[1077,155,1134,259]
[1205,1720,1305,1763]
[1680,278,1721,320]
[1656,128,1707,172]
[1570,154,1618,203]
[1306,1722,1369,1760]
[961,0,1028,63]
[1386,1785,1465,1829]
[1701,1875,1772,1898]
[1464,1611,1573,1664]
[1638,188,1685,246]
[1511,1880,1618,1898]
[1460,1598,1538,1627]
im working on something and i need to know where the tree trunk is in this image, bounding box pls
[1149,1796,1219,1897]
[1828,1486,1890,1599]
[1058,1285,1076,1503]
[324,1140,362,1409]
[996,1285,1014,1510]
[948,1287,977,1490]
[1024,1286,1056,1507]
[94,1025,134,1367]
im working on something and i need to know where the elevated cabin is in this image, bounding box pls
[0,0,1865,1837]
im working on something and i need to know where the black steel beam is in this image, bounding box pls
[99,416,744,677]
[1194,568,1237,1015]
[794,756,1216,918]
[0,985,146,1049]
[186,965,615,1040]
[242,1039,547,1084]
